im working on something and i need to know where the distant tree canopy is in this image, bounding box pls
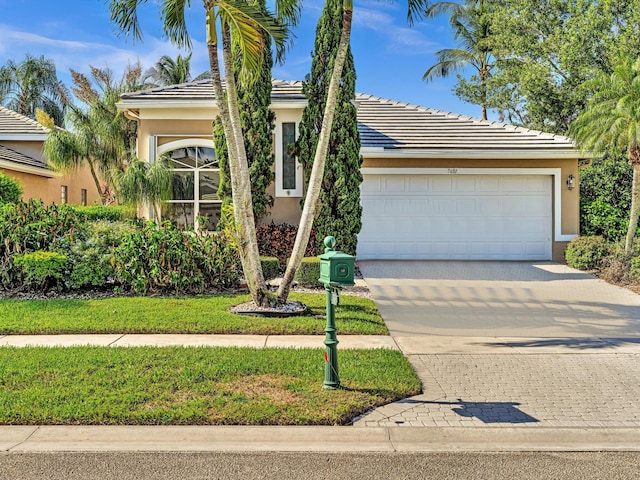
[0,54,69,126]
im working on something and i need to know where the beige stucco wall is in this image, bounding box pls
[1,140,102,205]
[1,167,102,205]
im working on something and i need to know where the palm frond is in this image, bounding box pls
[109,0,149,41]
[160,0,192,49]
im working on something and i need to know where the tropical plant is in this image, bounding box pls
[570,58,640,253]
[144,53,193,86]
[295,0,362,255]
[276,0,428,302]
[0,172,23,204]
[579,155,634,241]
[108,0,294,307]
[422,0,495,120]
[115,156,172,223]
[0,54,69,125]
[44,65,142,204]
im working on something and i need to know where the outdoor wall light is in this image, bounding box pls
[566,174,575,191]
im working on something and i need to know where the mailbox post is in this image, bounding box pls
[318,236,355,390]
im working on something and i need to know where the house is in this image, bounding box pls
[0,106,101,206]
[118,79,585,262]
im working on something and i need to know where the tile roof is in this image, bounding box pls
[355,94,576,152]
[120,79,307,102]
[119,79,578,154]
[0,144,48,169]
[0,106,50,135]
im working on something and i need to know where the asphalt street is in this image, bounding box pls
[1,452,640,480]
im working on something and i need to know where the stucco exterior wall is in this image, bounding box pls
[1,166,102,205]
[1,140,103,206]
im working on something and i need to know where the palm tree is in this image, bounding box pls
[570,58,640,253]
[0,54,70,125]
[422,0,494,120]
[115,156,173,222]
[44,65,142,204]
[144,53,193,87]
[109,0,293,307]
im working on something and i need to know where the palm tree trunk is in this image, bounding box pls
[205,8,268,306]
[625,157,640,253]
[87,159,107,205]
[221,24,269,306]
[277,1,354,302]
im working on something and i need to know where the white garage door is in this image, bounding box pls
[358,174,552,260]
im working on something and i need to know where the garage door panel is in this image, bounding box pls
[432,177,453,192]
[358,174,552,261]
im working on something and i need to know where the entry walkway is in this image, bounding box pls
[354,261,640,429]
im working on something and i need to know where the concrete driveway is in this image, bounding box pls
[359,260,640,341]
[354,261,640,429]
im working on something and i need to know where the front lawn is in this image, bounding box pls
[0,346,420,425]
[0,293,387,335]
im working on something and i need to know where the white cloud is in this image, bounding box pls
[352,3,438,54]
[0,25,208,85]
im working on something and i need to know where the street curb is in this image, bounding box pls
[3,426,640,453]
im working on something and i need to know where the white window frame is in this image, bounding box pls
[275,116,303,197]
[157,138,222,231]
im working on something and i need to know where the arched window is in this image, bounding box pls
[158,141,221,230]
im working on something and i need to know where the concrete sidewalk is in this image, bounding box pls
[0,334,397,349]
[3,425,640,453]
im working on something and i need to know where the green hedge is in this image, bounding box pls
[14,251,67,291]
[72,205,136,222]
[260,256,280,281]
[294,257,321,288]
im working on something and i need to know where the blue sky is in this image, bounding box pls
[0,0,481,119]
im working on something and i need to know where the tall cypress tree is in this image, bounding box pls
[215,0,275,223]
[296,0,362,255]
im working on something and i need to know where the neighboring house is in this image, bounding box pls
[0,106,100,206]
[118,79,586,262]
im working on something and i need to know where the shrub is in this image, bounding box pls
[256,222,317,266]
[580,155,635,241]
[564,236,612,271]
[0,172,23,204]
[0,200,82,257]
[63,221,136,290]
[72,205,136,222]
[260,256,280,280]
[629,256,640,282]
[14,251,67,291]
[113,221,241,294]
[600,253,631,285]
[294,257,321,288]
[0,200,82,289]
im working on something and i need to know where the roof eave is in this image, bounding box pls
[0,159,56,177]
[0,134,48,141]
[360,147,583,160]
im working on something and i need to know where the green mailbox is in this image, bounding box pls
[319,237,355,286]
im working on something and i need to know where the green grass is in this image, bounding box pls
[0,346,420,425]
[0,293,387,335]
